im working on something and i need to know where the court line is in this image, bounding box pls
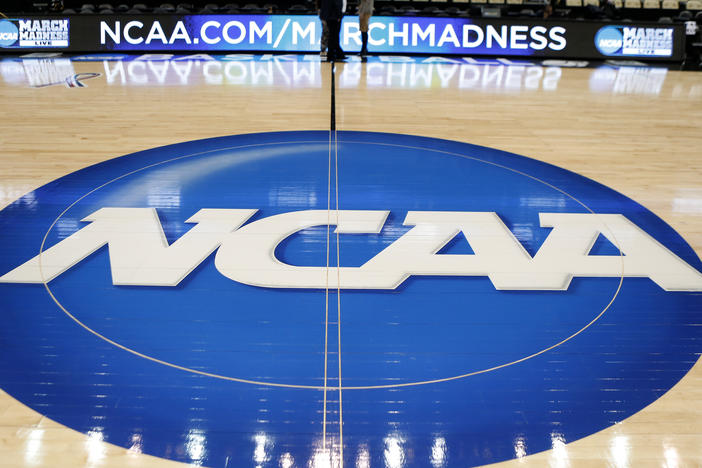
[332,63,345,467]
[34,135,625,391]
[322,65,336,452]
[322,104,332,448]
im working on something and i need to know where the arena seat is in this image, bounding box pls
[222,3,241,12]
[242,3,266,12]
[288,4,308,13]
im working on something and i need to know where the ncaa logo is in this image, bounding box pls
[0,132,700,467]
[0,20,19,47]
[595,26,624,55]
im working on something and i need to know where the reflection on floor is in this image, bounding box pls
[3,53,700,98]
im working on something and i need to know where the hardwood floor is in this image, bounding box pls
[0,55,701,467]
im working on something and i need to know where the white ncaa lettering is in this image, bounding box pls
[535,213,702,291]
[100,21,120,44]
[1,208,701,291]
[215,209,389,288]
[0,208,255,286]
[124,21,144,44]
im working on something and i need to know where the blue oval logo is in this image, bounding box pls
[595,26,624,55]
[0,20,19,47]
[0,131,700,467]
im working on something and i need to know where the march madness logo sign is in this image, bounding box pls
[0,18,69,48]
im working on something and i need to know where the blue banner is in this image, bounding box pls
[0,15,685,60]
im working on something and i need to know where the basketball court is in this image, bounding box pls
[1,53,702,467]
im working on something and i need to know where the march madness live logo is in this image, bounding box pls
[595,25,673,57]
[0,19,69,48]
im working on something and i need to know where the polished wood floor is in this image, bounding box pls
[0,55,701,467]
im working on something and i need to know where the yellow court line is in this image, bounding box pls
[322,119,333,449]
[334,97,344,467]
[35,135,625,391]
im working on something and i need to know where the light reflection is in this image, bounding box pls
[24,428,44,466]
[430,436,447,467]
[609,435,629,468]
[85,429,107,466]
[22,58,76,87]
[2,53,685,96]
[269,185,318,207]
[510,225,535,244]
[519,196,567,209]
[384,434,405,468]
[0,57,102,88]
[254,433,271,465]
[549,433,570,468]
[128,433,143,456]
[672,81,702,98]
[672,189,702,214]
[186,429,207,465]
[309,437,345,468]
[0,59,26,85]
[356,444,371,468]
[663,443,680,468]
[280,452,295,468]
[513,436,527,459]
[104,58,321,88]
[341,62,562,92]
[310,447,332,468]
[55,218,80,239]
[0,188,37,210]
[146,185,181,209]
[589,66,667,95]
[0,52,691,97]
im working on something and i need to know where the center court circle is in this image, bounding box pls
[42,134,620,389]
[0,131,700,467]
